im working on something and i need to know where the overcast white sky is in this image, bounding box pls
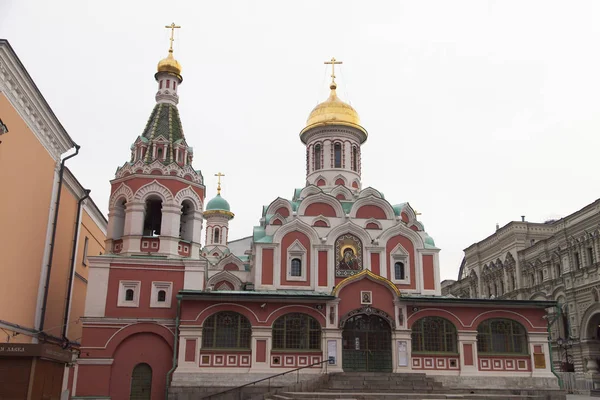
[2,1,600,281]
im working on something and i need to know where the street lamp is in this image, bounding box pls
[556,337,574,372]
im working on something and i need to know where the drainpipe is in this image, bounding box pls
[39,144,80,334]
[165,297,181,400]
[548,305,563,389]
[61,189,91,341]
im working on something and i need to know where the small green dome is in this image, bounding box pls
[206,194,231,212]
[424,235,435,246]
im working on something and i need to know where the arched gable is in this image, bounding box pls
[105,322,174,354]
[330,185,353,201]
[311,216,331,228]
[272,219,320,244]
[133,180,174,203]
[174,186,203,210]
[333,269,400,297]
[529,291,548,301]
[109,183,134,209]
[298,185,323,200]
[215,254,245,271]
[396,203,417,223]
[364,218,382,230]
[265,197,293,218]
[377,222,425,249]
[268,213,286,225]
[325,221,372,249]
[350,196,395,220]
[297,193,344,218]
[358,187,383,199]
[333,174,348,186]
[208,270,243,290]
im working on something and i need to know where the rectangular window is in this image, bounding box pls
[150,281,173,308]
[173,82,177,90]
[159,80,163,89]
[166,80,170,89]
[587,247,595,266]
[574,252,581,269]
[117,281,141,307]
[82,236,89,266]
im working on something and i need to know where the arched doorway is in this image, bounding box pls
[342,314,392,372]
[130,363,152,400]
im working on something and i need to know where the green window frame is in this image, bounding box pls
[411,317,457,353]
[202,311,251,349]
[476,318,528,354]
[272,313,321,351]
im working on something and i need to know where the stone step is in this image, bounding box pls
[280,392,548,400]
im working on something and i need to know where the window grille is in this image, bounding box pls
[476,319,527,354]
[272,313,321,350]
[394,262,405,280]
[157,290,166,302]
[315,144,321,170]
[291,258,302,277]
[411,317,457,353]
[214,228,220,244]
[125,289,134,301]
[202,312,251,349]
[334,143,342,168]
[352,147,358,171]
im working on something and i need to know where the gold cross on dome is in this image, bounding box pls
[415,210,422,217]
[165,22,181,52]
[215,172,225,195]
[324,57,343,85]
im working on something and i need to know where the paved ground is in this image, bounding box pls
[568,395,597,399]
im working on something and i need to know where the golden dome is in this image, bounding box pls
[157,50,182,77]
[300,82,367,142]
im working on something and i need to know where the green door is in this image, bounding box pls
[130,363,152,400]
[342,314,392,372]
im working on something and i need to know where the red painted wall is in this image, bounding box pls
[422,255,435,290]
[112,177,204,201]
[280,231,311,286]
[75,365,112,396]
[371,253,380,276]
[366,222,380,229]
[313,220,328,227]
[256,340,267,363]
[337,278,395,322]
[223,263,239,271]
[104,265,183,319]
[335,178,345,186]
[185,339,196,362]
[386,235,416,290]
[356,205,387,219]
[400,212,409,223]
[318,251,328,287]
[463,343,474,365]
[109,332,173,400]
[304,203,337,217]
[262,248,274,285]
[275,207,290,217]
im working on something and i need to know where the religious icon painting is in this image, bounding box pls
[335,233,363,277]
[360,291,372,305]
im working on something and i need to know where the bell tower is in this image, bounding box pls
[300,58,367,193]
[105,24,205,259]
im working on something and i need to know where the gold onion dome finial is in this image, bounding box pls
[157,23,182,77]
[300,57,367,142]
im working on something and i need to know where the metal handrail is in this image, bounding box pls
[201,358,331,399]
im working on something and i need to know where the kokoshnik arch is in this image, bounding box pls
[73,27,560,399]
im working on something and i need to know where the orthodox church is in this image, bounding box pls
[73,30,560,399]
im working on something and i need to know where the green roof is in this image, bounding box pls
[206,194,231,211]
[139,103,185,164]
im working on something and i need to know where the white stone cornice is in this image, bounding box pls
[0,41,73,160]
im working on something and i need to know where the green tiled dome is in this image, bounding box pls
[206,194,231,211]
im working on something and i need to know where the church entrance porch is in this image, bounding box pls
[341,314,392,372]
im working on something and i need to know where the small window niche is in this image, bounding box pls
[151,281,173,308]
[118,281,141,307]
[287,240,307,281]
[390,244,410,285]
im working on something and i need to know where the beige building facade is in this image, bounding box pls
[0,39,106,400]
[443,199,600,393]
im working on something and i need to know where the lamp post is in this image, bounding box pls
[556,337,574,372]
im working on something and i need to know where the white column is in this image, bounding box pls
[122,201,145,253]
[249,327,272,373]
[323,328,343,373]
[176,327,202,372]
[161,204,182,255]
[529,332,556,378]
[393,330,412,372]
[458,332,478,376]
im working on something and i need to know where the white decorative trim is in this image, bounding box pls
[117,280,141,307]
[332,174,348,186]
[133,180,174,203]
[174,186,203,211]
[77,358,114,365]
[390,243,410,285]
[330,185,353,201]
[272,219,320,244]
[297,192,344,218]
[265,197,293,218]
[311,215,331,228]
[298,185,323,200]
[287,240,307,281]
[150,281,173,308]
[350,195,396,220]
[109,183,135,209]
[364,218,382,230]
[207,270,243,290]
[358,187,383,199]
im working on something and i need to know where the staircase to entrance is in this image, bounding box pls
[268,372,568,400]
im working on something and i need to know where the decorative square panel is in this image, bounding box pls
[412,358,422,368]
[272,356,281,365]
[298,356,308,365]
[311,356,321,366]
[142,242,149,249]
[178,244,182,251]
[200,355,211,366]
[505,359,515,370]
[284,356,295,367]
[436,358,446,368]
[227,355,237,365]
[448,358,459,369]
[214,355,224,366]
[240,355,251,366]
[424,358,434,369]
[151,241,158,248]
[492,359,503,370]
[360,291,372,305]
[480,359,491,370]
[517,360,528,370]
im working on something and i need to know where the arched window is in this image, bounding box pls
[143,197,162,236]
[213,228,220,244]
[179,200,194,241]
[125,289,134,301]
[112,198,126,240]
[291,258,302,277]
[202,312,251,349]
[352,146,358,171]
[334,143,342,168]
[511,274,516,291]
[157,147,163,160]
[130,363,152,399]
[273,313,321,350]
[561,304,570,338]
[537,270,543,284]
[394,262,405,280]
[157,290,166,302]
[411,317,457,353]
[314,144,321,170]
[477,319,527,354]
